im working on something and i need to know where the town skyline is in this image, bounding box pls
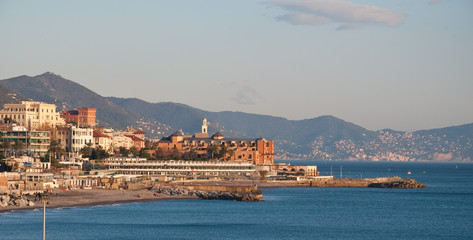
[1,0,472,132]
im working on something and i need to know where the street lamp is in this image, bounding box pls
[39,193,50,240]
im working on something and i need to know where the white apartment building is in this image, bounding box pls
[68,126,93,156]
[0,101,65,130]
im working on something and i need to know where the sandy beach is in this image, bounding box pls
[0,180,291,213]
[0,189,197,213]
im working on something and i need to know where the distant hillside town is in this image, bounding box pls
[0,101,320,194]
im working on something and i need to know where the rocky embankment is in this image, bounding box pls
[152,186,261,202]
[1,194,36,208]
[368,177,427,189]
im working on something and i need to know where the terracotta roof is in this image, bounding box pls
[125,135,144,142]
[133,131,146,135]
[93,131,110,138]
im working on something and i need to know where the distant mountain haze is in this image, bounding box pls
[1,72,472,162]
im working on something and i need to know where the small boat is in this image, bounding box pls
[407,171,411,175]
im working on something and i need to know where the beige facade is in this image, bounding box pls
[94,131,112,152]
[111,135,134,151]
[0,101,65,130]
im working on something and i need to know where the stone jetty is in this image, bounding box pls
[1,194,35,208]
[368,177,427,189]
[152,186,262,202]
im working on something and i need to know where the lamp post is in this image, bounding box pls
[39,193,50,240]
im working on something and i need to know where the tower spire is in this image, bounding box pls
[202,118,208,133]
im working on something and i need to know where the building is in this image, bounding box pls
[125,135,145,150]
[103,157,257,179]
[111,134,134,152]
[132,131,146,140]
[0,101,65,130]
[24,172,55,190]
[93,131,112,152]
[60,107,96,127]
[68,126,93,156]
[1,125,50,154]
[155,118,274,165]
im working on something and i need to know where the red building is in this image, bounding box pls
[61,108,96,127]
[125,135,145,150]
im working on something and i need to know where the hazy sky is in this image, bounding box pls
[1,0,472,132]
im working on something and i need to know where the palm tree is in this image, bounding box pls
[14,141,24,157]
[218,145,229,160]
[2,140,11,157]
[206,144,218,160]
[49,140,66,159]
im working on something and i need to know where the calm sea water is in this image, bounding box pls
[1,161,472,240]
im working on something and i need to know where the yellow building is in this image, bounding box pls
[0,101,65,130]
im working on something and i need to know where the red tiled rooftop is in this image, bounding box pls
[93,131,110,138]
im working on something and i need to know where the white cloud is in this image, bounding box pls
[222,81,264,105]
[266,0,405,30]
[233,85,263,105]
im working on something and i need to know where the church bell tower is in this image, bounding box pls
[202,118,208,133]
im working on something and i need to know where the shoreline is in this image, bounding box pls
[0,189,197,214]
[1,177,426,213]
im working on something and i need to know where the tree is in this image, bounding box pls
[171,146,180,159]
[90,146,110,160]
[80,143,94,158]
[217,145,229,160]
[206,144,218,160]
[188,146,196,160]
[49,140,66,159]
[227,149,236,161]
[144,140,153,149]
[130,146,140,157]
[13,141,24,157]
[139,151,155,160]
[119,147,130,157]
[2,140,12,157]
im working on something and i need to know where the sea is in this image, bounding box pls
[1,161,472,240]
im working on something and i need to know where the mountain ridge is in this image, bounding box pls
[1,72,472,162]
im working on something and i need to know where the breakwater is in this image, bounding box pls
[307,176,426,188]
[152,185,262,202]
[1,194,35,208]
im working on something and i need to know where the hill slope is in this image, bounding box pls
[1,73,472,162]
[0,72,144,129]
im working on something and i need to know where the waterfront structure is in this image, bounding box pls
[0,101,65,130]
[1,125,50,154]
[60,107,96,127]
[271,163,319,177]
[24,172,55,190]
[155,118,274,165]
[103,157,256,179]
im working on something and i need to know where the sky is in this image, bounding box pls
[0,0,472,132]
